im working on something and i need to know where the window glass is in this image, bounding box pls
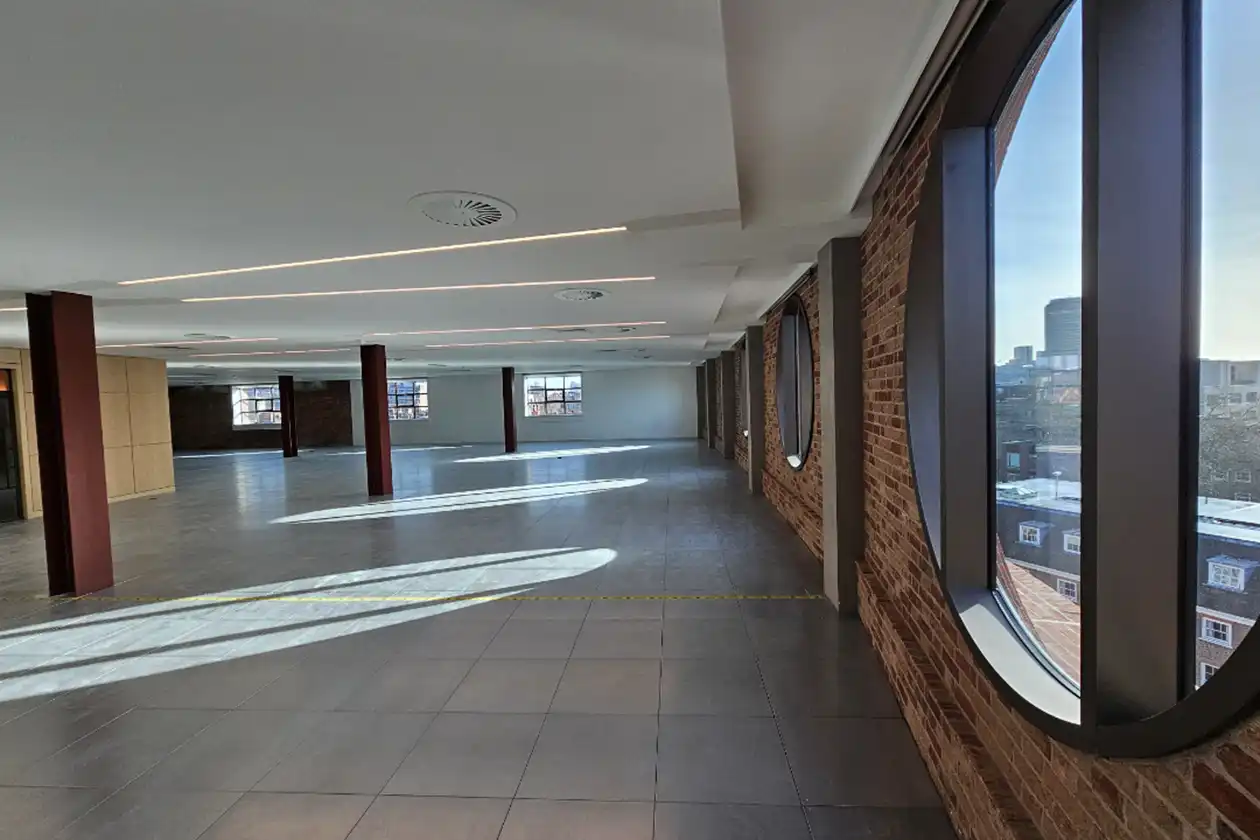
[992,3,1082,686]
[524,373,582,417]
[1195,0,1260,686]
[775,295,814,469]
[387,379,429,421]
[232,384,282,426]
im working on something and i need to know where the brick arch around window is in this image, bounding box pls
[761,267,823,560]
[855,27,1260,840]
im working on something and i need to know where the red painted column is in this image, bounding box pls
[278,375,298,458]
[360,345,392,496]
[26,292,114,595]
[502,366,518,454]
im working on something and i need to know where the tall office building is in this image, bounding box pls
[1013,345,1034,365]
[1044,297,1082,355]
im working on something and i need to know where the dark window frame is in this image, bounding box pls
[386,379,430,421]
[524,373,582,418]
[232,384,282,427]
[775,295,815,470]
[903,0,1260,757]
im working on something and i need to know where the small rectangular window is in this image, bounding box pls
[1208,561,1246,592]
[1201,618,1232,647]
[232,384,282,427]
[1018,523,1043,547]
[386,379,429,421]
[1199,662,1218,686]
[1236,469,1252,483]
[1063,531,1081,555]
[1006,452,1021,469]
[1229,392,1244,404]
[1236,493,1253,503]
[524,373,581,417]
[1057,579,1079,603]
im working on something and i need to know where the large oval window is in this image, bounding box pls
[776,295,814,469]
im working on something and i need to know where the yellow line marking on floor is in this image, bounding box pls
[1,593,825,604]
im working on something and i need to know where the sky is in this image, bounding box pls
[993,0,1260,362]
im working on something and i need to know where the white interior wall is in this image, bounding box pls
[350,367,697,446]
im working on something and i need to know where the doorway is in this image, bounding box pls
[0,371,22,522]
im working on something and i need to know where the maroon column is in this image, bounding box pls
[278,375,298,458]
[360,345,392,496]
[502,367,518,454]
[26,292,114,595]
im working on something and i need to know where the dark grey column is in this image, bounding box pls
[704,358,718,450]
[818,238,864,613]
[720,350,737,460]
[695,366,706,439]
[745,326,766,494]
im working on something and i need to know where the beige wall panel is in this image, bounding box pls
[104,446,136,498]
[20,351,33,392]
[133,442,175,493]
[125,358,167,394]
[128,392,171,446]
[0,349,20,366]
[97,356,129,394]
[100,393,133,448]
[25,455,41,514]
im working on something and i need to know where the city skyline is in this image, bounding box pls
[994,0,1260,360]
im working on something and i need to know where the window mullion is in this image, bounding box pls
[1081,0,1199,726]
[940,127,994,593]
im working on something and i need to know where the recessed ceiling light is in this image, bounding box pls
[181,276,655,304]
[367,321,665,338]
[425,335,670,349]
[188,348,355,358]
[97,337,280,349]
[121,226,627,286]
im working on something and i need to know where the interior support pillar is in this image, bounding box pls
[359,344,392,497]
[720,350,736,460]
[26,291,113,596]
[704,358,718,450]
[502,367,518,454]
[744,325,766,494]
[700,365,710,440]
[279,375,298,458]
[818,237,864,614]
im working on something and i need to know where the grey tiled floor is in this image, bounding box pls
[0,440,955,839]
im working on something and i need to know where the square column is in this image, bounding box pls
[704,358,718,450]
[744,325,766,494]
[279,375,298,458]
[26,292,113,595]
[818,238,864,614]
[502,367,518,453]
[695,365,706,439]
[720,350,737,460]
[360,345,393,497]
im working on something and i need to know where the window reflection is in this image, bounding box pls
[1195,0,1260,688]
[991,3,1082,685]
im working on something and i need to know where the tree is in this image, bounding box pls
[1199,415,1260,497]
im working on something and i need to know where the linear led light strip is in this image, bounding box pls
[368,320,666,338]
[0,307,25,313]
[120,226,628,286]
[425,334,671,349]
[98,337,281,349]
[181,275,655,303]
[189,348,356,358]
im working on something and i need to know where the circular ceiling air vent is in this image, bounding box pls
[408,191,517,228]
[554,288,607,302]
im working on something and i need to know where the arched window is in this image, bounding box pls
[776,295,814,469]
[905,0,1260,756]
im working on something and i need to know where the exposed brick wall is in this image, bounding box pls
[715,355,726,454]
[856,66,1260,840]
[734,336,749,472]
[763,267,823,559]
[169,382,353,451]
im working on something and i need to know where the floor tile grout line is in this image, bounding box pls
[740,597,818,840]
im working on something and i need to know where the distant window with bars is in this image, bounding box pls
[524,373,582,417]
[387,380,429,420]
[232,385,281,427]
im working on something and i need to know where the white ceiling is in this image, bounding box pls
[0,0,957,383]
